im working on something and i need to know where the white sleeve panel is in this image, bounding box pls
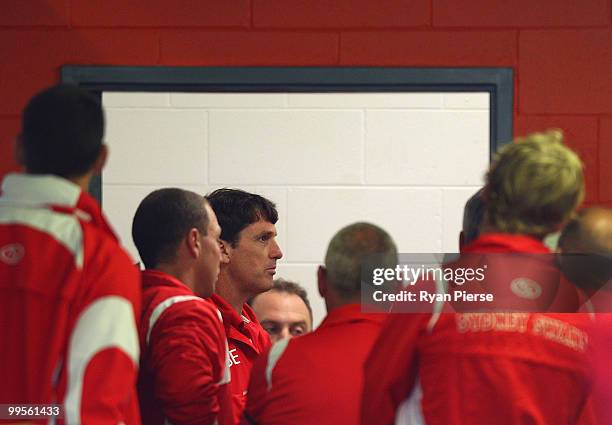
[65,296,139,425]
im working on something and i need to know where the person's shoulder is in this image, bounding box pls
[82,223,133,264]
[156,295,224,330]
[78,227,140,301]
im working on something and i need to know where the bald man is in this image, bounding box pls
[558,207,612,425]
[558,207,612,300]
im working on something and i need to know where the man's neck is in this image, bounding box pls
[152,263,196,292]
[480,225,545,241]
[215,272,248,315]
[67,172,93,193]
[325,295,360,315]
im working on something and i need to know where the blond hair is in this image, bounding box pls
[486,129,584,237]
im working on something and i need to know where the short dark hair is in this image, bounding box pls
[463,189,486,246]
[206,188,278,246]
[132,188,209,269]
[21,85,104,178]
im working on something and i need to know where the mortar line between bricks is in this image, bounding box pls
[515,30,520,116]
[157,33,162,64]
[408,25,612,31]
[429,0,434,28]
[596,117,602,202]
[65,24,251,31]
[1,24,610,31]
[0,25,71,30]
[67,0,73,29]
[518,113,605,118]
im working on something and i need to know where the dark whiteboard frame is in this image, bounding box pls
[61,66,514,202]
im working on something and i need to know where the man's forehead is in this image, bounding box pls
[254,291,309,314]
[240,219,277,235]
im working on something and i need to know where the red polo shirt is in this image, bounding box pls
[211,294,271,424]
[242,304,385,425]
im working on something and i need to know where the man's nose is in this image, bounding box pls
[278,326,291,340]
[270,239,283,260]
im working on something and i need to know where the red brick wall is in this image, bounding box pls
[2,0,611,204]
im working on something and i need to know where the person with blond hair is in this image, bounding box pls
[483,129,584,239]
[362,130,596,425]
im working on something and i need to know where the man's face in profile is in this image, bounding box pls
[226,219,283,296]
[251,290,312,343]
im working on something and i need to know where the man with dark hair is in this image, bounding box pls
[242,222,397,425]
[250,278,313,342]
[133,188,233,425]
[0,85,141,424]
[460,188,486,250]
[19,84,105,178]
[206,188,282,423]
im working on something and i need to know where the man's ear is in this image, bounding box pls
[186,228,201,258]
[219,239,231,264]
[93,144,108,174]
[317,265,328,298]
[15,135,24,166]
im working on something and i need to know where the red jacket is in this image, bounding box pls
[362,233,596,425]
[211,294,271,424]
[243,304,385,425]
[0,174,141,425]
[138,270,233,425]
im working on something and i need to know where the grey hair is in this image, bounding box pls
[324,222,398,299]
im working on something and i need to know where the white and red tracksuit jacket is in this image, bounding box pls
[362,234,596,425]
[138,270,233,425]
[0,173,141,424]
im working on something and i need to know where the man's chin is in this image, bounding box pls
[254,278,274,294]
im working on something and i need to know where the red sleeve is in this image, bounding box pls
[149,301,233,425]
[361,313,429,425]
[72,236,142,425]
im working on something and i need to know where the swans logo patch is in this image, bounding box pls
[510,278,542,300]
[0,243,25,265]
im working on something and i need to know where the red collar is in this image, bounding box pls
[463,233,551,254]
[211,293,257,329]
[49,190,119,243]
[318,304,384,330]
[141,269,192,292]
